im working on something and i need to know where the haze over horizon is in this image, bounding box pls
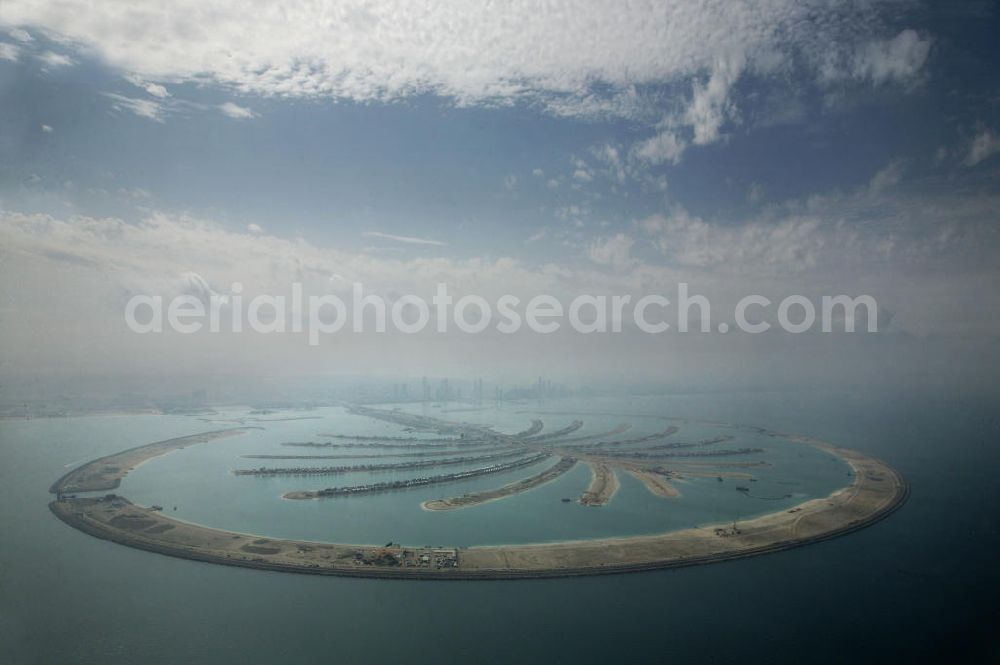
[1,1,998,393]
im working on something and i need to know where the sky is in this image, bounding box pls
[0,1,998,393]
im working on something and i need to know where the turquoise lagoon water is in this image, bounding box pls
[112,403,850,547]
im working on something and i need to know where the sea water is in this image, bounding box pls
[1,388,997,664]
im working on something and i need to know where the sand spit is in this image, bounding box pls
[513,420,544,438]
[578,462,619,506]
[244,446,520,460]
[287,439,497,450]
[624,468,680,498]
[422,457,578,511]
[523,420,584,442]
[283,453,551,499]
[544,423,634,446]
[234,449,530,477]
[50,428,254,494]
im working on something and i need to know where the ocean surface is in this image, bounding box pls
[1,388,998,664]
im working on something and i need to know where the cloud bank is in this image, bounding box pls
[2,1,922,116]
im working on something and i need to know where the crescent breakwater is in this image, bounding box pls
[48,409,908,579]
[49,427,256,494]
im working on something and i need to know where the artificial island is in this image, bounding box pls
[49,406,908,579]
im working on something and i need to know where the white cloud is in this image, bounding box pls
[181,271,229,302]
[247,223,264,234]
[362,231,445,246]
[542,85,661,122]
[8,27,32,42]
[635,172,1000,278]
[640,208,829,271]
[639,173,669,193]
[572,169,593,183]
[684,54,745,145]
[0,43,18,61]
[103,87,253,122]
[218,101,257,119]
[126,74,170,98]
[531,168,544,177]
[555,205,589,222]
[41,124,53,133]
[0,211,574,313]
[145,83,169,98]
[821,29,931,89]
[627,54,744,166]
[964,129,1000,167]
[592,144,626,184]
[5,1,931,173]
[868,160,905,195]
[525,229,547,244]
[588,233,635,271]
[0,1,915,118]
[633,130,687,165]
[0,200,997,378]
[37,50,75,67]
[851,30,931,87]
[504,174,517,190]
[104,93,166,122]
[119,187,151,200]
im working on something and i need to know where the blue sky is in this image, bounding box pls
[0,1,998,385]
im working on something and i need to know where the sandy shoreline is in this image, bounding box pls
[282,453,552,500]
[578,461,619,506]
[48,426,908,580]
[49,427,254,494]
[422,457,578,511]
[624,467,680,498]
